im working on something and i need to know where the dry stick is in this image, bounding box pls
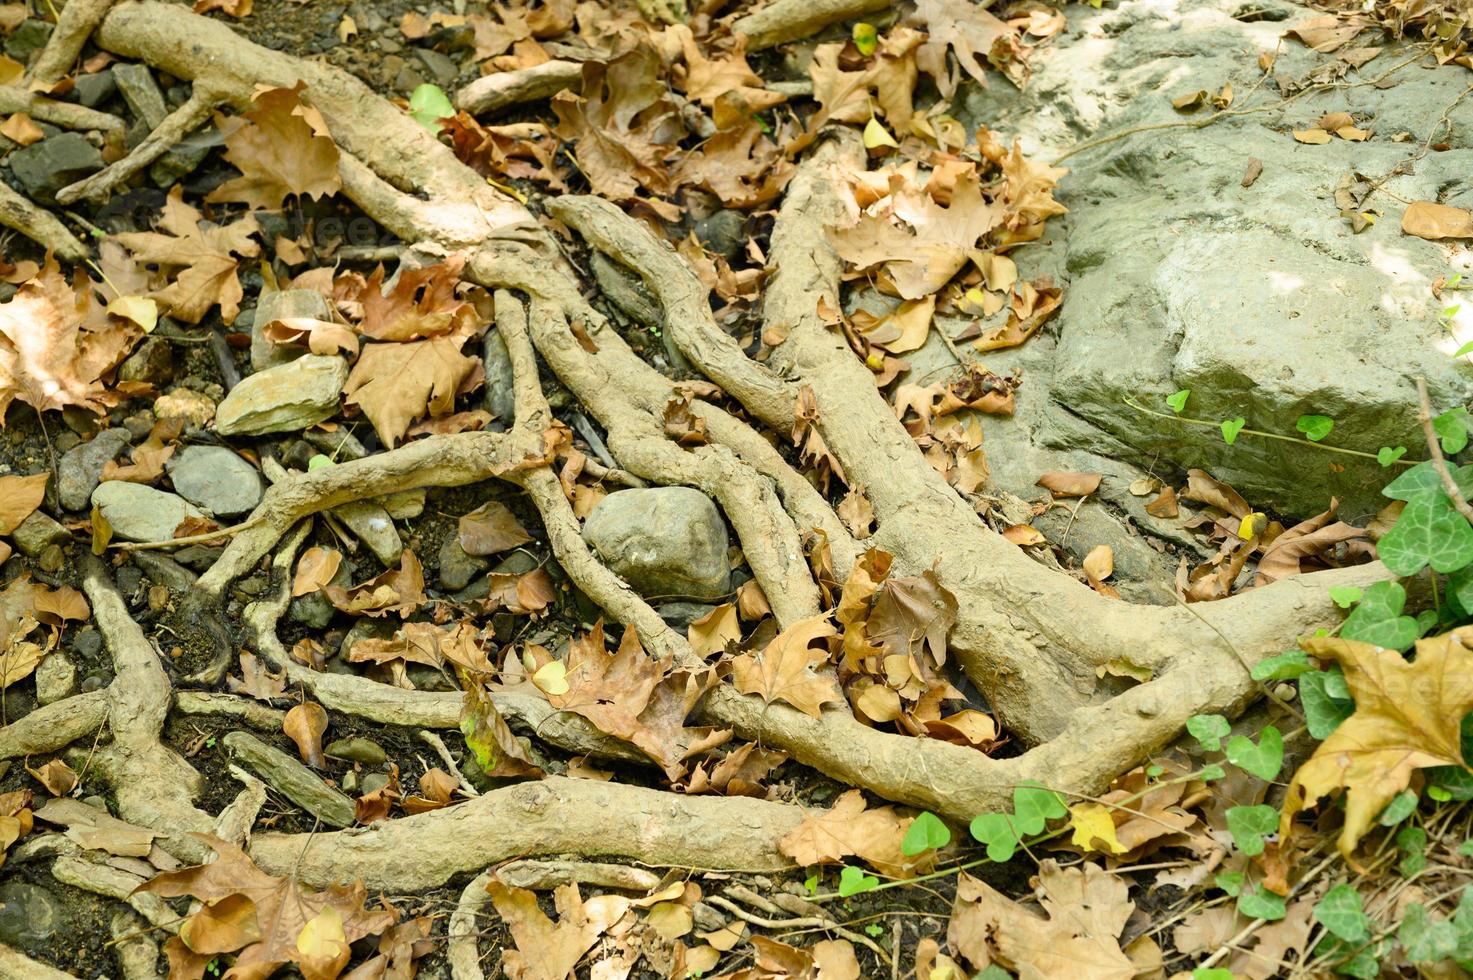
[28,0,116,85]
[417,730,480,797]
[448,869,497,980]
[732,0,895,50]
[1415,376,1473,526]
[455,59,582,116]
[705,895,886,959]
[0,180,88,260]
[58,85,223,204]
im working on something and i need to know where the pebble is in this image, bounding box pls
[10,511,69,558]
[438,535,488,591]
[152,389,216,428]
[334,500,402,567]
[8,132,102,201]
[117,336,174,386]
[91,481,205,543]
[34,653,77,705]
[72,628,103,659]
[325,737,388,766]
[214,355,348,436]
[165,445,264,517]
[58,427,130,511]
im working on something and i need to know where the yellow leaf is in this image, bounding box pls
[1282,631,1473,864]
[863,117,899,150]
[1068,803,1126,854]
[1237,512,1268,540]
[532,660,569,697]
[852,22,878,56]
[688,603,741,658]
[1292,128,1333,144]
[106,295,159,332]
[296,905,350,980]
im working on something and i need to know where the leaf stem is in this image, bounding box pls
[1121,396,1418,467]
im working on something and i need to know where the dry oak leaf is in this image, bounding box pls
[546,622,666,745]
[948,861,1136,980]
[1403,201,1473,240]
[0,256,140,420]
[114,186,260,324]
[206,82,341,210]
[730,613,842,719]
[344,327,483,449]
[1281,630,1473,863]
[779,788,932,879]
[0,472,46,533]
[488,878,631,980]
[137,833,397,978]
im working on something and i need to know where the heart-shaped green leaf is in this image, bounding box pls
[1187,713,1231,751]
[1237,884,1287,921]
[1166,389,1190,413]
[838,865,879,897]
[1226,804,1278,856]
[1221,417,1246,445]
[1314,883,1369,942]
[409,83,455,134]
[1296,414,1334,442]
[901,811,951,856]
[1377,487,1473,576]
[1012,782,1067,835]
[1226,726,1282,780]
[1251,650,1312,681]
[1300,668,1354,739]
[1340,580,1418,652]
[1377,445,1408,467]
[968,813,1020,863]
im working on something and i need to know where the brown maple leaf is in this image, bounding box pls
[322,551,428,617]
[488,879,631,980]
[206,82,341,210]
[778,788,929,877]
[730,613,842,719]
[343,326,483,448]
[1282,630,1473,863]
[347,256,478,342]
[546,622,667,744]
[136,834,398,979]
[113,187,260,324]
[0,257,140,420]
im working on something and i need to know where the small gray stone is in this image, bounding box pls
[118,336,175,386]
[34,653,77,705]
[112,63,169,129]
[91,482,205,543]
[414,47,459,86]
[583,488,730,601]
[251,290,330,372]
[214,355,348,436]
[8,132,103,201]
[73,69,117,108]
[61,430,134,506]
[0,881,63,948]
[304,427,368,460]
[290,592,336,629]
[10,511,69,558]
[72,628,103,659]
[165,445,264,517]
[380,489,425,519]
[656,602,718,631]
[334,500,402,567]
[131,551,197,591]
[149,126,213,188]
[438,534,488,591]
[325,737,388,766]
[222,731,356,828]
[482,328,515,426]
[3,19,52,62]
[693,209,746,260]
[80,673,107,693]
[122,412,155,441]
[361,771,390,795]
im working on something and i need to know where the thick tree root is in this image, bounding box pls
[0,690,107,759]
[73,1,1392,827]
[732,0,896,50]
[246,776,803,891]
[448,869,496,980]
[0,181,87,261]
[455,60,582,116]
[0,943,75,980]
[28,0,116,86]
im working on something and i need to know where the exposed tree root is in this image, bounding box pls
[0,943,76,980]
[455,59,582,116]
[28,0,117,86]
[448,869,497,980]
[0,181,88,261]
[246,776,803,891]
[0,689,107,760]
[732,0,897,50]
[10,1,1388,887]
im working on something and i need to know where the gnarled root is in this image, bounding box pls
[246,776,803,891]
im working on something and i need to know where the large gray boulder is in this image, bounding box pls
[214,355,347,436]
[583,488,731,601]
[949,0,1473,516]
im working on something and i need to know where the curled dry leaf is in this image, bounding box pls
[323,551,427,617]
[488,879,631,980]
[1144,485,1179,518]
[0,472,46,533]
[459,499,533,556]
[1003,524,1046,547]
[26,759,77,797]
[1402,201,1473,240]
[32,798,160,856]
[688,603,741,659]
[292,546,342,596]
[1083,545,1119,599]
[283,701,329,768]
[1036,470,1101,499]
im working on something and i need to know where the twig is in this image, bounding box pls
[418,729,481,797]
[706,895,887,959]
[1415,376,1473,525]
[110,515,265,550]
[1197,851,1339,970]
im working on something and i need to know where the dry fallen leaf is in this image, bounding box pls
[0,472,46,534]
[1036,471,1101,498]
[458,500,533,556]
[779,788,929,878]
[1402,201,1473,240]
[688,603,741,658]
[292,546,342,597]
[283,701,329,768]
[488,879,631,980]
[730,613,843,719]
[1282,630,1473,863]
[206,82,341,210]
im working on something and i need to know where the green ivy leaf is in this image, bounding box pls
[1314,935,1384,978]
[901,811,951,856]
[977,967,1013,980]
[1448,565,1473,616]
[1251,650,1312,681]
[409,83,455,133]
[838,865,879,897]
[851,21,878,55]
[1166,389,1190,413]
[1226,726,1283,780]
[1200,763,1226,781]
[804,874,818,895]
[1187,713,1231,751]
[1011,782,1067,835]
[1433,407,1473,455]
[1296,414,1335,442]
[1146,763,1164,778]
[1340,580,1419,652]
[307,454,334,471]
[1400,903,1458,962]
[1377,446,1408,467]
[1398,825,1428,877]
[1377,485,1473,576]
[1301,669,1354,739]
[1315,883,1370,942]
[1221,417,1246,445]
[1226,804,1278,856]
[1382,461,1473,501]
[1215,870,1244,897]
[968,813,1019,863]
[1328,585,1363,608]
[1238,884,1287,921]
[1429,765,1473,801]
[1378,789,1418,826]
